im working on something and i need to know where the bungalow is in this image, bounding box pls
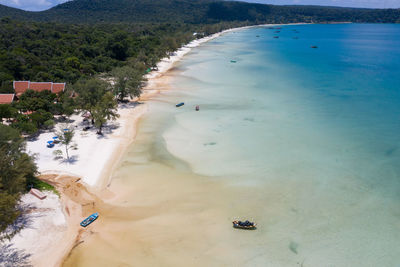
[13,81,66,96]
[0,94,15,104]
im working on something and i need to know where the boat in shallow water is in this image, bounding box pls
[80,212,99,227]
[232,220,257,230]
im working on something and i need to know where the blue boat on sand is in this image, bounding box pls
[176,102,184,107]
[80,212,99,227]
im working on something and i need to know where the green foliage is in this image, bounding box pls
[11,115,37,135]
[1,0,399,24]
[26,176,58,196]
[0,124,37,235]
[16,90,57,113]
[0,19,216,86]
[112,66,145,101]
[92,92,119,134]
[0,104,17,121]
[74,78,109,120]
[29,109,53,129]
[56,126,75,161]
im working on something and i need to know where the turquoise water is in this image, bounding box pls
[157,24,400,265]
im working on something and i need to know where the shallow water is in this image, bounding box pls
[65,24,400,266]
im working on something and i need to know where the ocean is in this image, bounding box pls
[65,24,400,266]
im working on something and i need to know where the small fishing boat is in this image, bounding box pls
[230,60,237,63]
[80,212,99,227]
[274,31,280,33]
[232,220,257,230]
[311,45,318,48]
[256,35,260,37]
[176,102,184,107]
[195,105,200,111]
[273,36,279,39]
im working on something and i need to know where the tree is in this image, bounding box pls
[112,66,145,101]
[29,109,53,129]
[0,104,17,122]
[74,78,109,124]
[0,124,37,236]
[11,115,38,135]
[56,126,76,162]
[16,90,57,113]
[56,91,76,118]
[92,92,119,135]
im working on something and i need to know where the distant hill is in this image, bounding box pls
[0,0,399,24]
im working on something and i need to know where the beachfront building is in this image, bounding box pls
[13,81,66,96]
[0,94,15,104]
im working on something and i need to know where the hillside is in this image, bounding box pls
[0,0,399,24]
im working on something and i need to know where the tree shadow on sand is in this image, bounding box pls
[0,202,47,267]
[59,155,79,164]
[0,244,32,267]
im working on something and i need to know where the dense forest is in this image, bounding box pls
[0,0,399,24]
[0,19,245,90]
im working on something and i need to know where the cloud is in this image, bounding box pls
[0,0,70,11]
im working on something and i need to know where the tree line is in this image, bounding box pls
[1,0,399,24]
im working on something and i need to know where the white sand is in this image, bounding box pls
[26,103,145,187]
[1,192,66,266]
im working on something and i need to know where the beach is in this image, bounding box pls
[4,23,400,267]
[63,23,400,266]
[1,26,253,267]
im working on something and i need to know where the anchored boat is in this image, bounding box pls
[232,220,257,230]
[80,212,99,227]
[176,102,184,107]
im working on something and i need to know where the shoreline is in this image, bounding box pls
[6,22,297,267]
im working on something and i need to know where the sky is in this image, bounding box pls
[0,0,399,11]
[0,0,70,11]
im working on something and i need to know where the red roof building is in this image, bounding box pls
[13,81,66,96]
[13,81,30,96]
[52,83,66,94]
[0,94,15,104]
[29,82,53,92]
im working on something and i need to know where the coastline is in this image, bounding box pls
[5,22,282,267]
[7,22,398,267]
